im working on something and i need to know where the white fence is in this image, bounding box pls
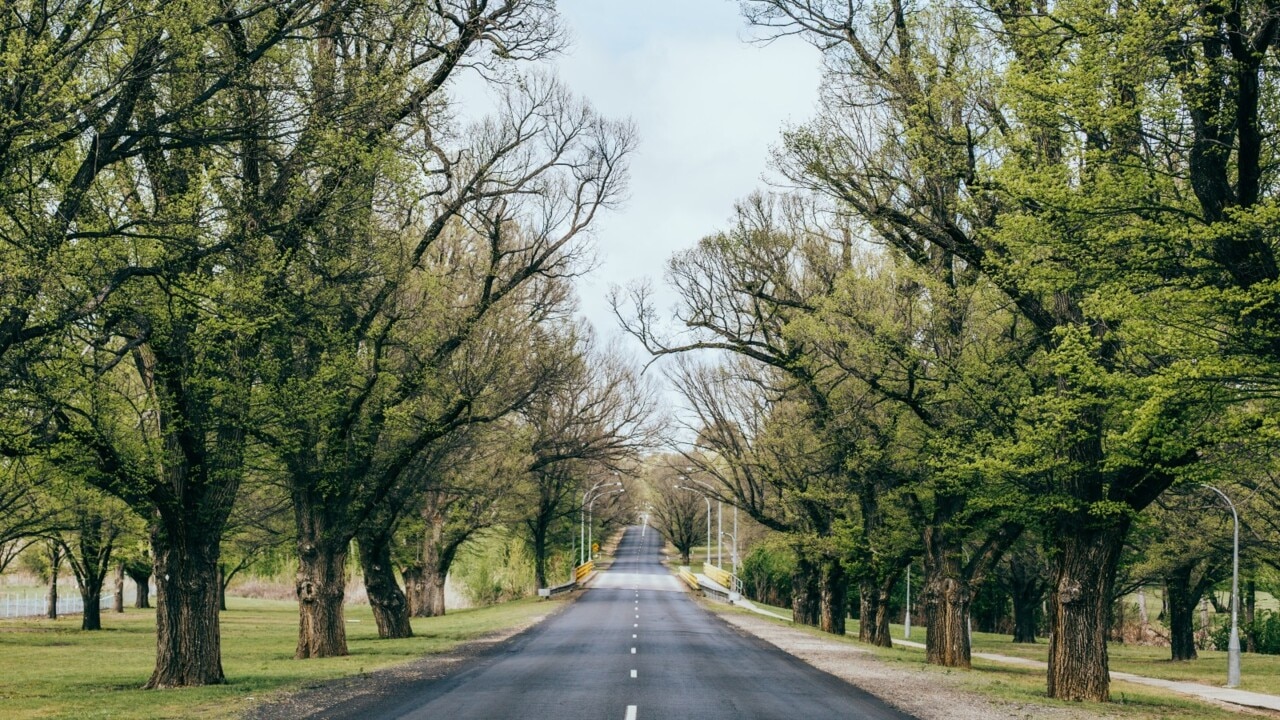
[0,591,115,619]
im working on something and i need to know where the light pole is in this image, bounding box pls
[684,476,723,567]
[581,480,621,566]
[677,485,711,566]
[904,564,911,640]
[1205,485,1241,689]
[588,487,626,560]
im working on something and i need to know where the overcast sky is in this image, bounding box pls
[539,1,822,352]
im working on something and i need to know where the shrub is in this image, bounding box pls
[740,544,794,608]
[1210,610,1280,655]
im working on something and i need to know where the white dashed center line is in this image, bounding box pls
[631,668,637,678]
[631,647,636,654]
[625,704,637,720]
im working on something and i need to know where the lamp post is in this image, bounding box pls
[676,485,711,565]
[904,564,911,640]
[588,487,625,560]
[1205,485,1241,689]
[685,476,722,567]
[581,480,621,566]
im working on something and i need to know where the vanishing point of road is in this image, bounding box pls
[327,526,917,720]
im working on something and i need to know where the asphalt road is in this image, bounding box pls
[343,526,917,720]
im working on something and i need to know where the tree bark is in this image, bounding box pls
[1165,566,1198,661]
[46,542,60,620]
[923,573,971,667]
[114,564,125,613]
[146,524,225,687]
[531,520,550,589]
[357,532,413,638]
[791,553,820,627]
[1045,520,1127,702]
[294,535,349,659]
[128,568,152,609]
[81,583,102,631]
[217,565,227,612]
[817,556,847,635]
[872,577,894,648]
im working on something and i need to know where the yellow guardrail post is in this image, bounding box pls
[575,560,594,583]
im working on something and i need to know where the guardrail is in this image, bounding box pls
[677,566,700,591]
[575,561,594,582]
[538,561,595,598]
[702,563,733,589]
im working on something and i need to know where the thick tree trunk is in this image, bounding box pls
[81,585,102,631]
[858,578,879,644]
[532,523,550,590]
[295,536,349,659]
[128,569,152,609]
[217,565,227,612]
[357,533,413,638]
[1010,555,1041,643]
[817,556,847,635]
[402,564,424,615]
[147,525,225,688]
[923,575,971,666]
[1165,566,1198,661]
[872,580,894,648]
[1046,521,1127,702]
[791,553,820,627]
[412,510,451,617]
[114,564,125,613]
[923,528,971,666]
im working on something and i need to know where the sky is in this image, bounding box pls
[535,0,822,352]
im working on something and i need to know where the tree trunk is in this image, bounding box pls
[128,569,152,609]
[873,579,894,648]
[81,584,102,631]
[114,564,125,613]
[412,510,451,618]
[217,565,227,612]
[46,542,60,620]
[295,536,349,659]
[923,574,971,666]
[791,553,820,627]
[1010,555,1041,643]
[357,532,413,638]
[817,556,847,635]
[402,564,424,615]
[1245,580,1256,653]
[1165,566,1198,661]
[1046,521,1127,702]
[532,522,550,589]
[858,578,879,644]
[1136,587,1149,630]
[147,524,225,688]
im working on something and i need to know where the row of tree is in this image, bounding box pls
[0,0,654,689]
[627,0,1280,702]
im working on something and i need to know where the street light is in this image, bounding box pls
[581,479,622,566]
[1205,485,1241,689]
[676,485,712,566]
[588,487,626,561]
[904,564,911,640]
[684,476,723,568]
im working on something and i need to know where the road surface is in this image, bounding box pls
[335,526,917,720]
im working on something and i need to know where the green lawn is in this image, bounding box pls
[0,595,562,719]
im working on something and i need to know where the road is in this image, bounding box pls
[340,526,917,720]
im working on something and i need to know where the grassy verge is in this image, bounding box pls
[711,604,1254,719]
[0,595,562,720]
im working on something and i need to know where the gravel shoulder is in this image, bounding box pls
[709,607,1217,720]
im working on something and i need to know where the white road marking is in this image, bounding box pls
[635,614,639,619]
[631,647,636,654]
[633,623,638,627]
[625,705,637,720]
[632,633,637,638]
[631,669,637,678]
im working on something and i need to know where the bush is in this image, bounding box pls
[452,532,536,606]
[740,544,793,608]
[1210,610,1280,654]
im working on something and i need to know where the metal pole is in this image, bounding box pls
[717,501,723,567]
[904,565,912,639]
[733,506,739,575]
[704,497,712,567]
[1206,485,1241,688]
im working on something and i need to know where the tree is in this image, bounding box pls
[646,462,706,564]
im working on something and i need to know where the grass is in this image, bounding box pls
[712,604,1253,720]
[0,595,562,719]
